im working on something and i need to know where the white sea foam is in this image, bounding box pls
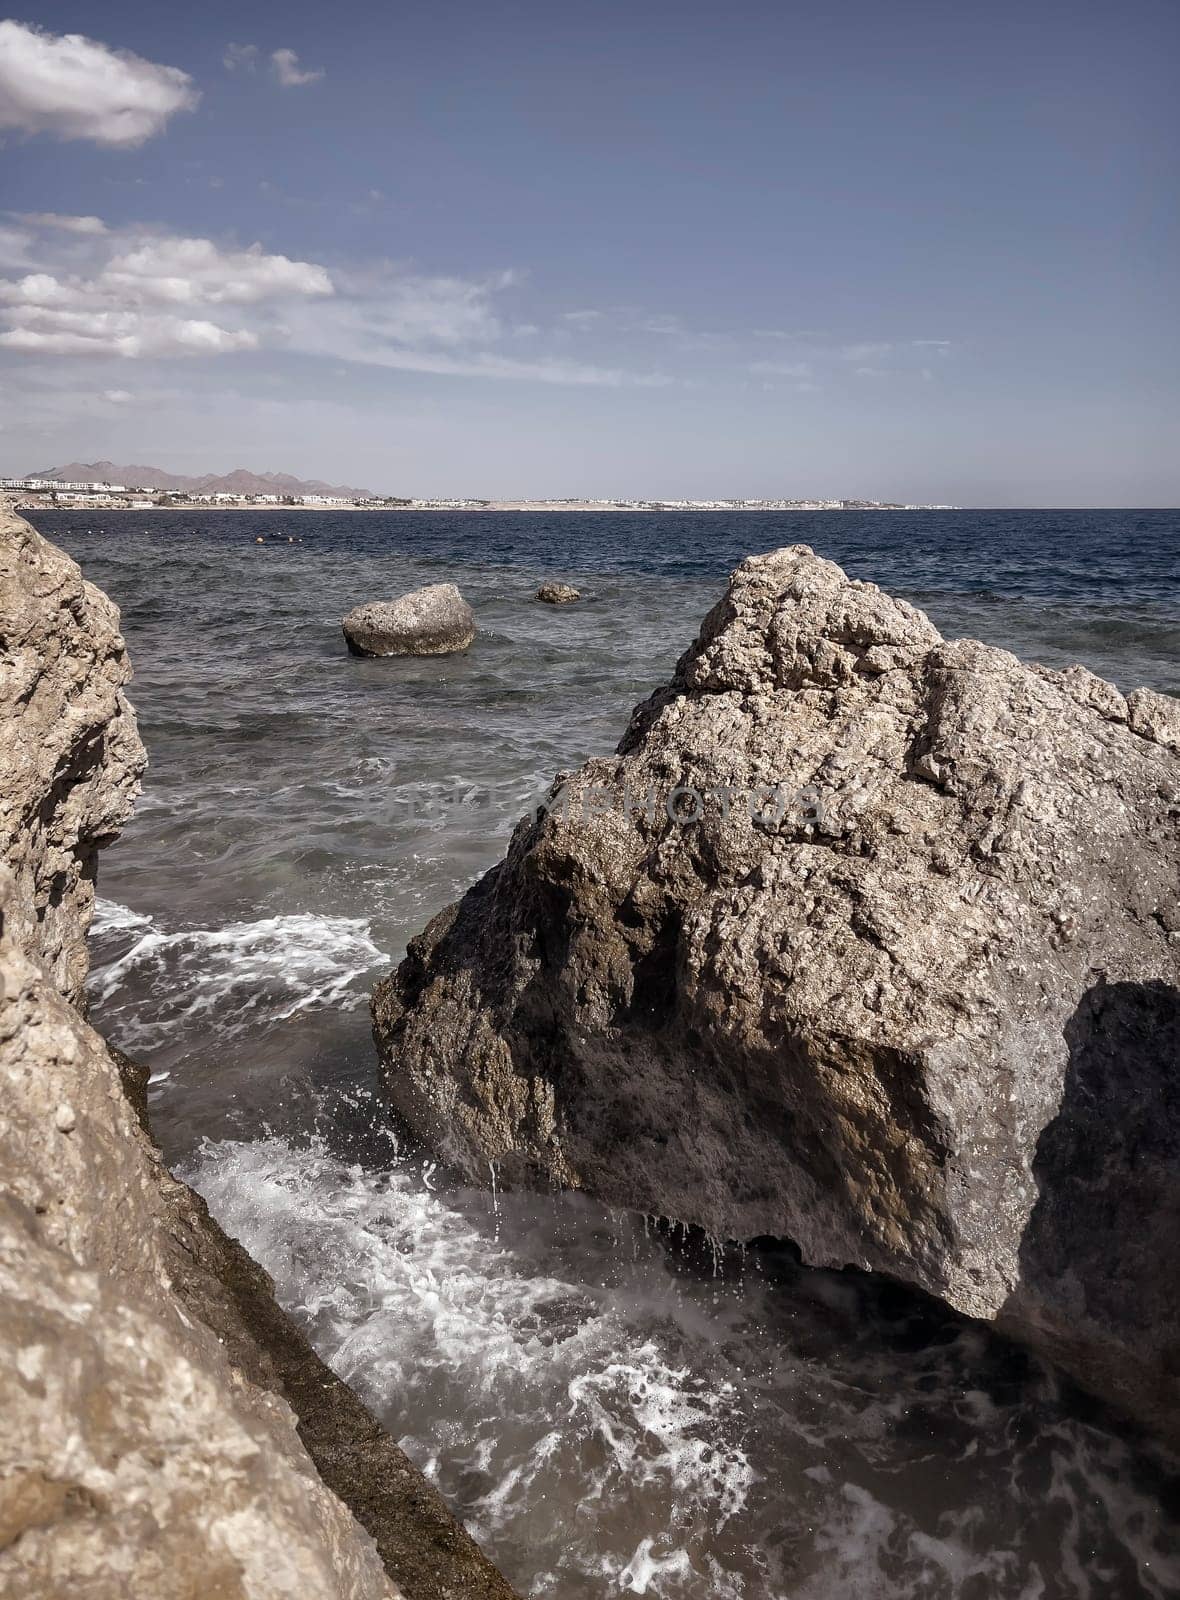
[185,1134,1180,1600]
[89,898,384,1053]
[91,898,153,937]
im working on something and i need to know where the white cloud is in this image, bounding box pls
[0,228,331,358]
[0,20,199,146]
[223,42,258,72]
[103,238,333,305]
[103,388,133,402]
[0,307,257,357]
[330,269,505,346]
[290,266,669,385]
[0,215,671,387]
[16,212,108,235]
[344,347,672,386]
[270,48,323,87]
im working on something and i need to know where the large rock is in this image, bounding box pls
[373,544,1180,1436]
[343,584,475,657]
[0,499,145,1005]
[536,582,580,604]
[0,503,518,1600]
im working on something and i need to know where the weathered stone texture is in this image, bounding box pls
[343,584,475,657]
[1,502,517,1600]
[0,499,145,1004]
[375,544,1180,1436]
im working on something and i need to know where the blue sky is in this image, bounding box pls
[1,0,1176,503]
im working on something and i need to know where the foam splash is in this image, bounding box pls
[187,1134,753,1593]
[89,898,383,1053]
[185,1134,1180,1600]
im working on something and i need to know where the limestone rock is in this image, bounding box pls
[343,584,475,657]
[536,582,580,604]
[373,544,1180,1437]
[0,497,146,1005]
[0,503,519,1600]
[0,903,403,1600]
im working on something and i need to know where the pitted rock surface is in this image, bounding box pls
[374,544,1180,1437]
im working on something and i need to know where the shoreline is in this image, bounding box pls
[15,499,949,514]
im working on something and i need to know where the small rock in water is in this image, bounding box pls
[342,583,476,657]
[537,581,581,604]
[254,536,265,544]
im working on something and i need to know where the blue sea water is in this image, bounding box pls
[30,506,1180,1600]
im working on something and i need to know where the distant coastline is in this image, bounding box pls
[8,489,956,514]
[5,467,956,513]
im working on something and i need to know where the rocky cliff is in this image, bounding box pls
[373,544,1180,1437]
[0,501,518,1600]
[0,507,144,1004]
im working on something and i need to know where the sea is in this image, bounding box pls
[30,507,1180,1599]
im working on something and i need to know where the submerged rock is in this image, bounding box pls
[0,502,518,1600]
[536,582,580,604]
[343,584,475,657]
[373,543,1180,1437]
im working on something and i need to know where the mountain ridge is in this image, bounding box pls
[31,461,376,498]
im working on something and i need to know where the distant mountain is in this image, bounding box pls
[31,461,377,498]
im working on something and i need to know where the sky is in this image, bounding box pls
[0,0,1177,504]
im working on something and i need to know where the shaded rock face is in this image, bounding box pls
[0,499,145,1005]
[0,505,518,1600]
[536,582,580,604]
[373,544,1180,1436]
[343,584,475,657]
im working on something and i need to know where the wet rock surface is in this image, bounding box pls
[343,583,476,656]
[374,543,1180,1438]
[536,581,581,604]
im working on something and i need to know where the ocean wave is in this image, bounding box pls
[184,1134,1180,1600]
[88,899,384,1054]
[186,1136,758,1596]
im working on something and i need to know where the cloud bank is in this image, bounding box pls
[0,221,331,357]
[0,215,671,385]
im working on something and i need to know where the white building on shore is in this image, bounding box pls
[2,478,127,493]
